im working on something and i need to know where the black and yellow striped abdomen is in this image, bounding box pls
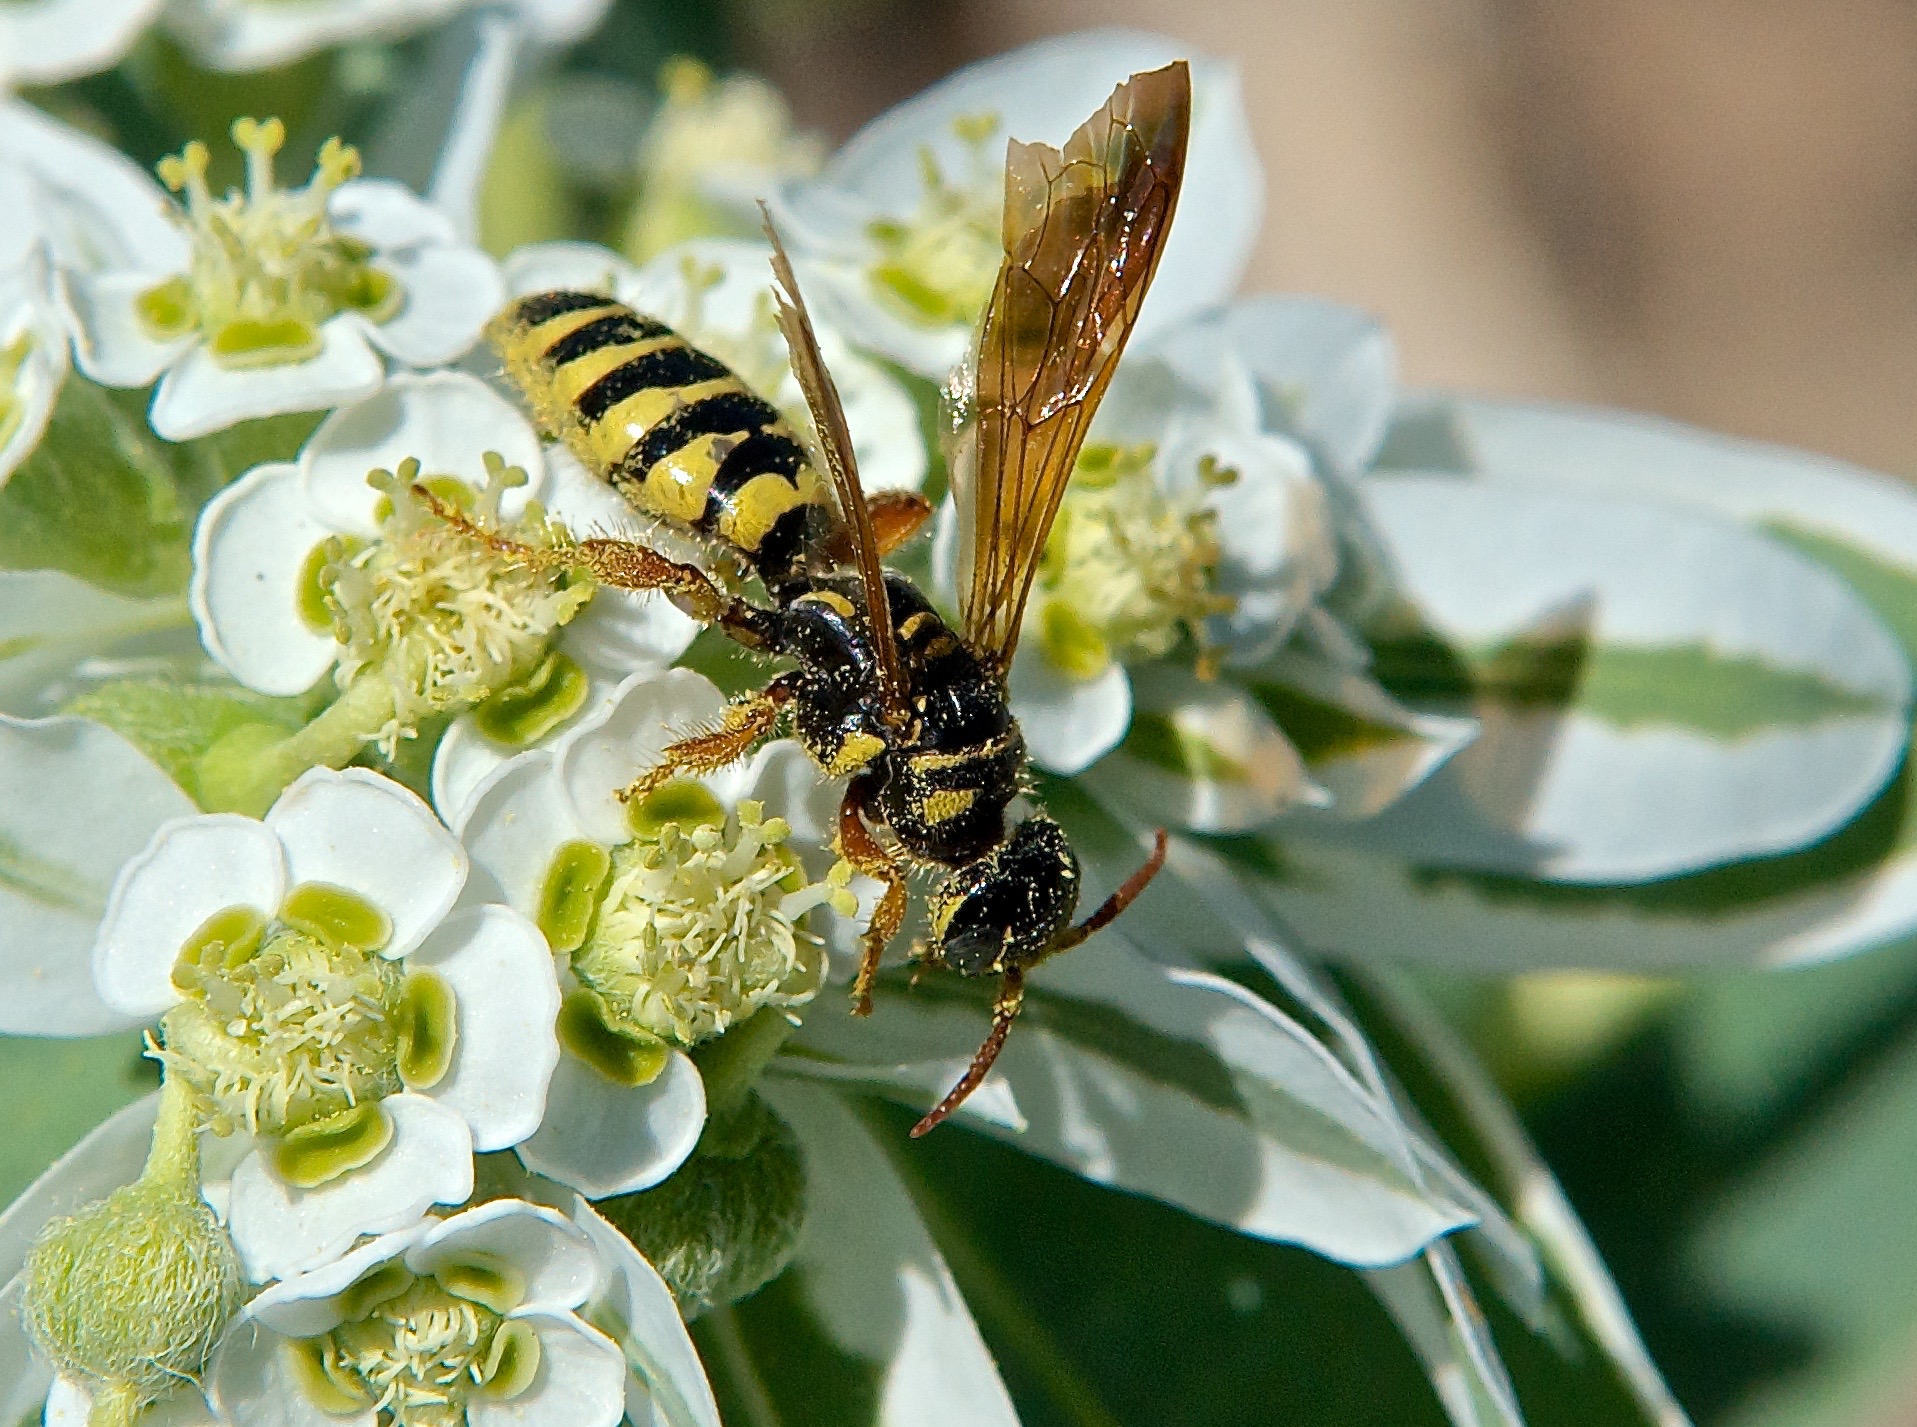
[487,289,831,587]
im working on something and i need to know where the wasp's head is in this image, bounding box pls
[926,814,1082,977]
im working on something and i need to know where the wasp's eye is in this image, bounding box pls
[930,817,1081,976]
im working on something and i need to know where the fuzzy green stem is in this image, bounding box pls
[139,1076,202,1198]
[86,1379,142,1427]
[690,1008,796,1149]
[195,674,395,815]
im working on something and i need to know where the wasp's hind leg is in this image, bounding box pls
[836,778,910,1017]
[619,676,798,805]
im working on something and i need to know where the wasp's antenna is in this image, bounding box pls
[911,968,1025,1138]
[1048,828,1169,955]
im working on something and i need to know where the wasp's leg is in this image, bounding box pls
[837,779,910,1017]
[410,485,769,648]
[910,966,1025,1137]
[867,489,932,555]
[619,675,799,804]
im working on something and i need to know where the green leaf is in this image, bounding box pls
[62,678,308,805]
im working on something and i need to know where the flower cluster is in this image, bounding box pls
[4,16,1917,1427]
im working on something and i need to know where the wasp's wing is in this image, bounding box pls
[762,211,909,725]
[948,60,1192,674]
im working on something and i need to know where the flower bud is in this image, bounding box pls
[596,1093,805,1319]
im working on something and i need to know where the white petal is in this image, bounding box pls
[761,1082,1022,1427]
[803,31,1259,344]
[209,1320,376,1427]
[0,570,192,717]
[502,240,641,299]
[359,244,505,368]
[559,588,700,678]
[1356,475,1911,881]
[163,0,469,72]
[0,271,67,487]
[0,100,185,273]
[330,179,458,251]
[541,443,653,539]
[513,0,613,43]
[265,767,468,959]
[572,1200,722,1427]
[0,718,194,1034]
[247,1223,432,1336]
[454,748,580,918]
[189,462,337,696]
[831,344,927,494]
[1006,652,1131,776]
[1150,297,1399,472]
[411,904,562,1150]
[300,370,547,535]
[226,1093,475,1282]
[0,0,161,91]
[94,814,285,1019]
[1085,667,1324,832]
[432,679,627,834]
[516,1049,704,1199]
[41,1377,88,1427]
[408,1199,599,1312]
[149,323,384,441]
[470,1312,625,1427]
[58,268,189,388]
[556,669,728,843]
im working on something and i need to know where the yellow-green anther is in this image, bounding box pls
[132,276,196,342]
[479,1318,542,1399]
[280,881,392,952]
[335,1260,416,1322]
[273,1100,393,1188]
[282,1338,375,1411]
[395,969,458,1091]
[436,1253,526,1315]
[1072,442,1158,490]
[474,649,589,746]
[557,989,670,1087]
[1038,598,1113,681]
[538,840,612,955]
[0,331,31,450]
[295,534,362,635]
[863,114,1003,329]
[171,904,268,991]
[625,777,726,840]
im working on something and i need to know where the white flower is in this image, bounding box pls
[456,667,851,1198]
[91,767,562,1282]
[190,371,695,817]
[501,237,928,498]
[0,100,183,279]
[770,29,1262,378]
[60,117,504,441]
[0,0,159,89]
[622,57,825,263]
[209,1196,713,1427]
[0,251,67,488]
[160,0,613,73]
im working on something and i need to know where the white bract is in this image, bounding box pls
[209,1197,698,1427]
[191,371,694,817]
[771,29,1262,378]
[91,767,562,1282]
[0,0,159,89]
[0,251,67,487]
[61,117,504,440]
[162,0,613,73]
[457,667,851,1198]
[501,237,928,498]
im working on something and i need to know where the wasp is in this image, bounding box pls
[472,62,1190,1135]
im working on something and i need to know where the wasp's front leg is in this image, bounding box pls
[618,675,799,805]
[836,777,910,1017]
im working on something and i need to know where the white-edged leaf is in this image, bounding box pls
[0,569,194,717]
[753,1081,1022,1427]
[1366,1245,1523,1427]
[1346,474,1910,882]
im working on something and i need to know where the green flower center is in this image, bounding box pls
[865,111,1004,329]
[284,1265,541,1425]
[158,885,458,1184]
[551,793,851,1055]
[0,329,33,452]
[314,453,594,758]
[136,118,403,370]
[1036,443,1236,681]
